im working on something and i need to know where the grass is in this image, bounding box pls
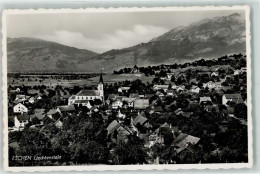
[8,74,155,88]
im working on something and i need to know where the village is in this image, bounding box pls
[8,53,248,165]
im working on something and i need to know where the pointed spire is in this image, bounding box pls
[99,69,104,84]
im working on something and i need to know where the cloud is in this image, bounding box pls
[36,25,169,53]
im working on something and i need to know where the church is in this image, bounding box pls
[68,71,104,106]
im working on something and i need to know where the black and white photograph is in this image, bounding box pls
[2,6,252,171]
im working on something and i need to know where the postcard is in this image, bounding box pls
[2,6,252,171]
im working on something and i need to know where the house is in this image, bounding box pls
[157,92,165,98]
[68,72,104,105]
[166,89,174,96]
[57,105,76,114]
[108,94,119,100]
[122,97,136,108]
[118,87,131,93]
[14,95,29,104]
[107,120,121,135]
[171,83,178,90]
[234,68,246,75]
[190,86,200,93]
[222,94,244,105]
[199,97,212,105]
[211,71,219,77]
[144,94,154,100]
[14,114,29,128]
[129,93,139,98]
[176,86,185,93]
[46,109,59,119]
[153,85,169,92]
[36,95,43,100]
[203,81,218,89]
[150,106,163,114]
[205,105,219,113]
[172,133,200,154]
[28,97,35,104]
[30,109,45,125]
[134,99,149,110]
[133,113,150,128]
[167,73,174,79]
[13,103,28,113]
[54,118,63,129]
[112,99,123,109]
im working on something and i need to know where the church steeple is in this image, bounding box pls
[99,69,104,84]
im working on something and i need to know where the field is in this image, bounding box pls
[8,74,155,88]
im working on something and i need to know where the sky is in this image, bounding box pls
[6,10,243,53]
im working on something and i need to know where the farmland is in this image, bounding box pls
[8,73,154,88]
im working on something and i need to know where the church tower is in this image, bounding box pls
[98,69,104,102]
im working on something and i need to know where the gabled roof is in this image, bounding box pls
[14,103,27,108]
[30,109,45,120]
[133,114,148,126]
[16,114,29,121]
[76,89,100,96]
[107,120,121,134]
[172,133,200,154]
[47,109,58,115]
[199,97,212,103]
[134,99,149,110]
[57,105,75,112]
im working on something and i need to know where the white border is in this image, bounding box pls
[2,6,252,172]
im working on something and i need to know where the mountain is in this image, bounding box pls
[7,13,246,73]
[92,13,246,71]
[7,37,98,72]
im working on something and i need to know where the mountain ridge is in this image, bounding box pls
[7,12,246,73]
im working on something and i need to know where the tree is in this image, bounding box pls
[234,103,247,120]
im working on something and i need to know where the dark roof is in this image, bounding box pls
[224,94,244,103]
[134,99,149,110]
[173,133,200,154]
[224,94,243,99]
[152,106,163,112]
[76,90,100,96]
[57,105,75,112]
[30,109,45,120]
[16,114,29,121]
[107,120,121,134]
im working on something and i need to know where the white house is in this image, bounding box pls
[153,85,169,92]
[211,71,219,77]
[190,86,200,93]
[112,99,123,109]
[166,89,174,96]
[28,97,35,104]
[222,94,244,105]
[14,114,29,128]
[176,86,185,93]
[118,87,131,93]
[13,103,28,113]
